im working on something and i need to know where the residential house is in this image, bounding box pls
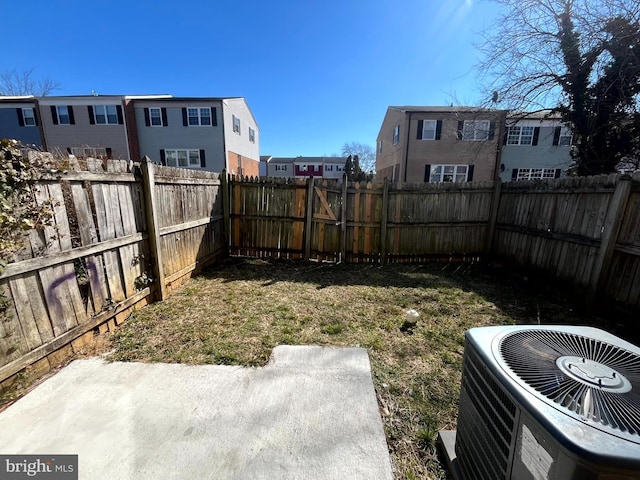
[500,111,572,181]
[133,96,259,175]
[265,156,347,179]
[36,95,147,160]
[376,106,507,183]
[0,96,44,147]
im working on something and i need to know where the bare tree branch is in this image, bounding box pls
[0,69,61,96]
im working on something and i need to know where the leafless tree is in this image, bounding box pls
[0,69,61,96]
[341,142,376,173]
[478,0,640,175]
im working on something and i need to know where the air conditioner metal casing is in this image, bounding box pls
[455,325,640,480]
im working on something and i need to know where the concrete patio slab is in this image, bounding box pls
[0,345,394,480]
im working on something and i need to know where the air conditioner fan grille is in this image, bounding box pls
[500,330,640,435]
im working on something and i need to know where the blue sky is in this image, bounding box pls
[3,0,501,157]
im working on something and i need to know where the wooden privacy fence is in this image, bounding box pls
[0,158,225,385]
[229,176,498,263]
[494,174,640,307]
[229,173,640,309]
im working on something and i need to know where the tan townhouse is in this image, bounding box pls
[376,106,507,183]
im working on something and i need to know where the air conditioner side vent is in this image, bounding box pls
[456,342,518,480]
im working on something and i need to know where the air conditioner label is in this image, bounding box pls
[520,424,553,480]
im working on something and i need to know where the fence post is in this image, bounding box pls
[221,169,230,252]
[340,174,347,262]
[588,175,632,301]
[140,157,166,301]
[304,176,315,260]
[380,178,390,265]
[485,180,502,255]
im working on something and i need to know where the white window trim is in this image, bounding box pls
[71,147,107,158]
[56,106,70,125]
[249,127,255,143]
[429,164,469,183]
[275,164,287,171]
[187,107,211,127]
[421,120,437,141]
[506,125,534,146]
[233,115,241,134]
[149,107,163,127]
[164,149,201,168]
[22,108,36,126]
[94,105,119,125]
[462,120,490,141]
[559,127,572,146]
[393,125,400,145]
[516,168,557,181]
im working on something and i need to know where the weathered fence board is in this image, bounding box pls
[0,159,226,383]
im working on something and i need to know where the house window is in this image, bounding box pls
[22,108,36,126]
[300,165,308,171]
[71,147,107,158]
[275,165,287,171]
[164,149,201,168]
[56,106,70,125]
[516,168,557,180]
[462,120,490,141]
[94,105,119,125]
[559,127,572,146]
[233,115,241,134]
[378,140,383,154]
[249,127,255,143]
[149,108,162,126]
[325,165,334,171]
[187,107,211,126]
[393,125,400,145]
[421,120,437,140]
[430,164,468,183]
[507,126,534,145]
[336,165,344,171]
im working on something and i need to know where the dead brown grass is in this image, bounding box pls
[107,258,605,479]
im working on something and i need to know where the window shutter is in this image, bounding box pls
[16,108,24,127]
[488,121,496,140]
[467,165,475,182]
[532,127,540,146]
[457,120,464,140]
[555,169,561,178]
[106,148,112,159]
[144,108,150,126]
[88,106,95,125]
[424,164,431,183]
[68,106,75,125]
[33,109,39,126]
[160,149,166,165]
[116,105,124,124]
[435,120,443,140]
[161,108,168,127]
[200,149,206,168]
[511,168,519,181]
[552,126,561,145]
[503,127,508,145]
[211,107,217,126]
[417,120,423,139]
[182,108,188,126]
[51,106,58,125]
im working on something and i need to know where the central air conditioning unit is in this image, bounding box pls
[451,325,640,480]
